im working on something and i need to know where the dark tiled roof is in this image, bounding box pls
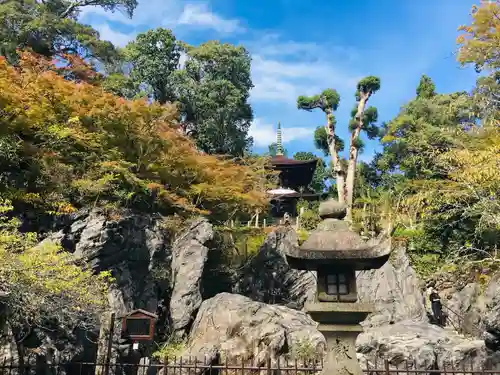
[270,155,318,166]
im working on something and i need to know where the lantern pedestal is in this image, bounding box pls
[305,302,373,375]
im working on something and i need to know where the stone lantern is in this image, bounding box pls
[285,199,391,375]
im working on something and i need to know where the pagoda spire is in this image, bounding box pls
[276,122,284,156]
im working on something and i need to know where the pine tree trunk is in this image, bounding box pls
[325,109,346,203]
[345,95,369,221]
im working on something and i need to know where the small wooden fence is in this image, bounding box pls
[219,216,301,230]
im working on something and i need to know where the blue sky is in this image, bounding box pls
[80,0,480,162]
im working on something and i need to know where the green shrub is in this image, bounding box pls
[214,226,268,264]
[290,338,322,362]
[300,209,321,231]
[296,229,310,244]
[152,338,185,360]
[408,253,443,278]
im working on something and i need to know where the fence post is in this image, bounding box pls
[384,359,390,375]
[263,219,267,228]
[104,312,116,375]
[266,356,272,375]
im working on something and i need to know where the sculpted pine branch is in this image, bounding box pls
[297,89,346,202]
[345,76,381,221]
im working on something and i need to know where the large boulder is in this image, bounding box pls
[181,293,325,365]
[169,218,215,337]
[357,244,427,327]
[234,226,315,309]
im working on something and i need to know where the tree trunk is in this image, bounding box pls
[345,94,369,221]
[325,110,346,203]
[60,1,84,18]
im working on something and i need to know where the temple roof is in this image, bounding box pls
[270,191,324,199]
[270,155,318,167]
[285,199,391,271]
[267,187,297,196]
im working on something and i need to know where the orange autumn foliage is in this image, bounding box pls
[0,52,269,219]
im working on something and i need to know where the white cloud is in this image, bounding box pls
[81,3,359,108]
[178,4,244,33]
[249,118,311,147]
[79,1,242,35]
[248,38,361,105]
[80,0,181,26]
[93,23,135,47]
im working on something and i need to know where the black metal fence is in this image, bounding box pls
[1,357,500,375]
[1,357,322,375]
[363,357,500,375]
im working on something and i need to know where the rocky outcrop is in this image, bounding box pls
[357,320,500,371]
[0,324,17,365]
[170,218,215,337]
[483,275,500,350]
[355,245,500,370]
[181,293,325,364]
[234,227,315,309]
[41,209,171,315]
[4,209,500,373]
[431,270,500,351]
[357,244,427,327]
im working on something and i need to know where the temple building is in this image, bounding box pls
[267,123,324,218]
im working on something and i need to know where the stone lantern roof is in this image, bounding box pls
[285,199,391,271]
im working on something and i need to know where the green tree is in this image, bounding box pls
[352,1,500,267]
[267,142,288,157]
[297,77,381,220]
[0,199,111,362]
[122,34,254,156]
[0,0,135,64]
[101,72,141,99]
[124,28,181,104]
[416,74,436,99]
[293,151,329,193]
[175,40,254,156]
[376,89,472,180]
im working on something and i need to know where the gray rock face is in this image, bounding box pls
[41,209,171,315]
[357,320,499,371]
[170,218,214,337]
[181,293,325,365]
[354,245,500,370]
[483,274,500,350]
[357,245,427,327]
[433,271,500,350]
[0,324,17,364]
[235,227,315,309]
